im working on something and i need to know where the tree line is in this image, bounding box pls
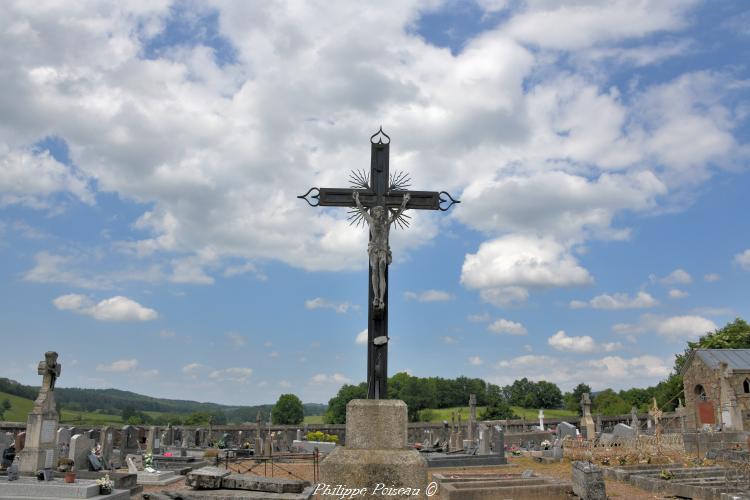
[323,318,750,423]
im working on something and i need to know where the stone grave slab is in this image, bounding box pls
[142,486,316,499]
[0,476,130,499]
[433,472,574,500]
[221,474,310,494]
[137,469,183,486]
[186,466,231,489]
[291,439,335,454]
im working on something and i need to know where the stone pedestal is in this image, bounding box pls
[17,352,62,475]
[17,409,58,474]
[320,400,427,499]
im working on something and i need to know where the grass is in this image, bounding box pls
[510,407,577,419]
[0,391,124,426]
[418,405,577,422]
[303,414,325,424]
[0,391,34,422]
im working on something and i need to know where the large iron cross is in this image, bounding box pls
[299,129,458,399]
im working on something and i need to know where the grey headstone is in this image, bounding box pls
[612,423,635,441]
[100,426,113,468]
[598,432,614,445]
[552,439,564,459]
[491,425,504,456]
[68,434,95,471]
[572,461,606,500]
[56,428,72,458]
[557,421,577,440]
[478,424,490,455]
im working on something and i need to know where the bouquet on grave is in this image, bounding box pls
[96,474,114,489]
[143,452,153,468]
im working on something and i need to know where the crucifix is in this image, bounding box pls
[36,351,61,403]
[299,129,459,398]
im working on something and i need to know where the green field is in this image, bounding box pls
[419,405,576,422]
[0,391,34,422]
[0,391,124,426]
[303,414,325,424]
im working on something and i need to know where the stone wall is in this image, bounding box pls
[683,355,750,430]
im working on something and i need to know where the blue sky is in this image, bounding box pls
[1,0,749,406]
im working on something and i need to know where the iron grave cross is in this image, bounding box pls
[299,129,459,399]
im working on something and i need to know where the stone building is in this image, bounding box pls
[681,349,750,431]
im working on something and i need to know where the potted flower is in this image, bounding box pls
[57,457,74,473]
[96,474,114,495]
[63,467,76,483]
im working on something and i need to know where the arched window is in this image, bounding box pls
[694,384,707,401]
[744,379,750,394]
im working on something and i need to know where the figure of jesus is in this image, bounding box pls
[353,191,410,309]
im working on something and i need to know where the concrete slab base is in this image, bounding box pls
[0,477,130,499]
[424,453,507,468]
[137,469,183,486]
[141,485,315,499]
[433,472,574,500]
[320,448,427,498]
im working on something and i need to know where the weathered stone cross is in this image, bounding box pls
[36,351,61,400]
[299,129,458,398]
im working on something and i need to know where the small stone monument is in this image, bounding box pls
[100,426,114,468]
[572,461,606,500]
[477,424,490,455]
[468,394,477,442]
[320,400,426,495]
[69,434,95,470]
[491,425,505,456]
[675,398,687,432]
[538,409,545,431]
[580,393,596,440]
[17,351,61,474]
[147,426,160,454]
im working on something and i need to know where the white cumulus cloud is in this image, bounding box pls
[668,289,689,299]
[355,329,368,345]
[570,291,658,309]
[468,356,484,366]
[310,373,352,385]
[53,294,157,321]
[488,318,527,336]
[657,268,693,285]
[548,330,622,353]
[735,249,750,271]
[305,297,357,314]
[404,289,454,302]
[96,359,138,373]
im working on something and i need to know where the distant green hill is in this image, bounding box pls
[0,378,326,424]
[0,391,34,422]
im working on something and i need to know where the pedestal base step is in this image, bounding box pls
[0,477,130,499]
